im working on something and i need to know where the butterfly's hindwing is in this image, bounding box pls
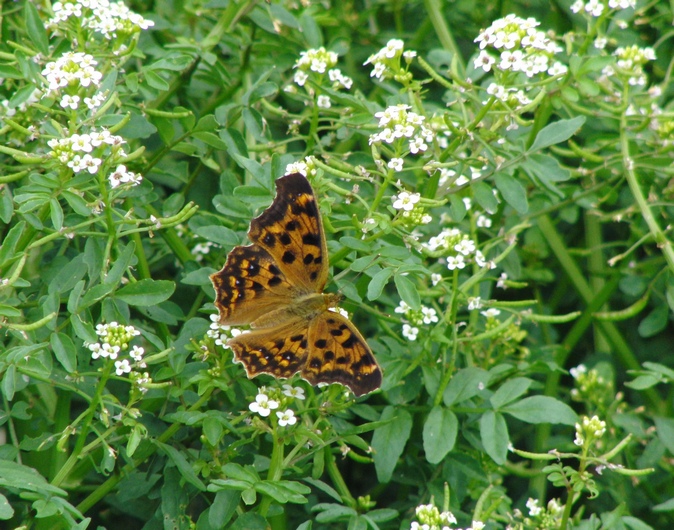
[303,311,381,396]
[228,320,309,380]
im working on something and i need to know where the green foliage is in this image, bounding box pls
[1,0,673,529]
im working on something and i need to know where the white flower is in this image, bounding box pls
[395,300,411,314]
[317,95,331,108]
[115,359,132,376]
[293,70,308,86]
[248,393,279,417]
[402,323,419,341]
[468,297,482,310]
[481,308,501,318]
[130,345,145,362]
[388,158,404,172]
[497,272,508,289]
[282,384,305,400]
[570,364,587,379]
[421,306,438,324]
[527,498,542,516]
[81,154,102,174]
[455,239,476,256]
[477,214,492,228]
[60,94,80,109]
[392,191,420,211]
[446,255,466,270]
[276,409,297,427]
[431,273,442,286]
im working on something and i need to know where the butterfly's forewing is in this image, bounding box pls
[248,173,329,294]
[210,243,296,326]
[303,311,381,396]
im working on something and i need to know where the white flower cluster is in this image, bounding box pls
[285,157,317,178]
[396,301,438,341]
[410,503,485,530]
[571,0,635,17]
[207,314,242,347]
[41,52,103,95]
[369,104,434,154]
[364,38,417,80]
[48,0,154,40]
[86,322,146,376]
[473,15,566,78]
[574,415,607,446]
[48,128,142,188]
[423,228,494,271]
[248,387,304,427]
[390,190,432,225]
[438,167,483,188]
[293,47,352,91]
[602,45,656,87]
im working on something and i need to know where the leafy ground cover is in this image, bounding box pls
[1,0,673,528]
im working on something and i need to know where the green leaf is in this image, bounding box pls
[209,490,240,528]
[105,242,136,286]
[24,2,49,55]
[372,407,412,483]
[422,406,458,464]
[529,116,586,152]
[638,304,668,338]
[368,268,393,301]
[116,279,175,307]
[50,332,77,373]
[394,274,420,310]
[0,492,14,520]
[494,173,528,214]
[2,365,16,401]
[522,154,570,197]
[0,221,25,268]
[193,225,242,247]
[443,367,490,405]
[490,377,533,409]
[502,396,577,425]
[471,181,499,214]
[155,441,206,491]
[203,417,223,446]
[229,513,267,530]
[144,70,170,91]
[654,417,674,456]
[255,480,310,504]
[480,410,509,465]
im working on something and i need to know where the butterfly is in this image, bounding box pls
[210,173,382,396]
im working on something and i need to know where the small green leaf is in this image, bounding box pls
[494,173,528,214]
[638,304,668,338]
[155,441,206,491]
[24,2,49,55]
[209,490,240,528]
[480,410,509,465]
[144,70,170,91]
[372,407,413,483]
[116,279,175,307]
[422,406,458,464]
[490,377,533,409]
[193,226,241,247]
[394,274,420,310]
[529,116,586,152]
[0,492,14,520]
[654,417,674,456]
[443,367,490,406]
[502,396,577,425]
[50,332,77,373]
[368,268,393,300]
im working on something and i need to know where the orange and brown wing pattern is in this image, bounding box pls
[248,173,328,293]
[210,243,295,326]
[227,319,310,381]
[303,311,381,397]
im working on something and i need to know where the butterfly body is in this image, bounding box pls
[210,173,382,396]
